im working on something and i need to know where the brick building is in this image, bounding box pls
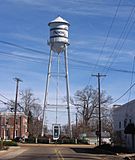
[0,112,28,140]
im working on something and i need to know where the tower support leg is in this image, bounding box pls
[64,45,72,138]
[42,49,53,136]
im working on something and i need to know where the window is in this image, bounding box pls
[6,129,10,139]
[16,118,18,125]
[6,118,9,125]
[119,121,121,129]
[124,119,127,128]
[15,130,18,137]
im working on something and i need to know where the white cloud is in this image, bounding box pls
[0,50,48,64]
[10,33,44,43]
[7,0,132,18]
[11,50,48,60]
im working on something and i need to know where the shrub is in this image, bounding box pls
[3,141,18,146]
[77,139,89,144]
[37,138,49,144]
[25,137,35,143]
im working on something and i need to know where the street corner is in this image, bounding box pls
[0,146,27,159]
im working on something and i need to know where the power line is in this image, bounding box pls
[124,56,135,118]
[0,40,49,56]
[0,99,7,105]
[105,20,135,75]
[0,93,10,101]
[102,5,135,75]
[110,82,135,105]
[69,57,135,74]
[127,56,135,102]
[0,48,135,75]
[91,0,122,74]
[0,40,135,75]
[0,50,48,63]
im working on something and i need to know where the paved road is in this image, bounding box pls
[0,144,124,160]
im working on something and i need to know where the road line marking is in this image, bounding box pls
[54,148,64,160]
[54,148,60,160]
[57,150,64,160]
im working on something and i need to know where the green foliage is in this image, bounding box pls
[77,139,89,144]
[55,138,88,144]
[37,137,49,144]
[58,138,75,144]
[2,141,18,146]
[25,137,35,143]
[25,137,49,144]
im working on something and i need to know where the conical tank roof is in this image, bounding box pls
[48,16,70,26]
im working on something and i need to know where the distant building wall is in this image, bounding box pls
[0,112,28,139]
[113,100,135,150]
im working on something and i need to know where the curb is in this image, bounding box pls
[0,146,27,159]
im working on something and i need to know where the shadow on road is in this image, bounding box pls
[71,147,116,155]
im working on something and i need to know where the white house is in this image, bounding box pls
[113,100,135,151]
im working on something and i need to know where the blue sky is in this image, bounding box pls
[0,0,135,126]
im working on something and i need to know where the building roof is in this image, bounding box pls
[0,112,27,117]
[48,16,70,26]
[113,99,135,112]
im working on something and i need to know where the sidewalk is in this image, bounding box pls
[118,153,135,160]
[0,146,28,160]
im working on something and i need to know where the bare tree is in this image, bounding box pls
[19,89,42,117]
[6,100,15,112]
[19,89,43,138]
[72,85,112,136]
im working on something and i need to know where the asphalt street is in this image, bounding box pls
[0,144,125,160]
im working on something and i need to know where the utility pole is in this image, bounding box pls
[76,113,78,128]
[13,77,22,140]
[92,73,106,146]
[75,112,78,141]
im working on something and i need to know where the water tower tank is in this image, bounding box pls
[48,16,70,53]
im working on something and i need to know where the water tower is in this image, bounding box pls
[42,16,71,138]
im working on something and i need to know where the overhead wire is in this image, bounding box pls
[127,56,135,102]
[0,50,48,63]
[1,37,135,109]
[92,3,135,107]
[124,56,135,118]
[108,57,135,115]
[1,40,135,109]
[0,46,135,75]
[109,82,135,105]
[102,4,135,75]
[0,99,7,105]
[0,39,135,74]
[104,20,135,75]
[0,93,10,101]
[0,40,49,56]
[90,0,122,79]
[69,58,135,74]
